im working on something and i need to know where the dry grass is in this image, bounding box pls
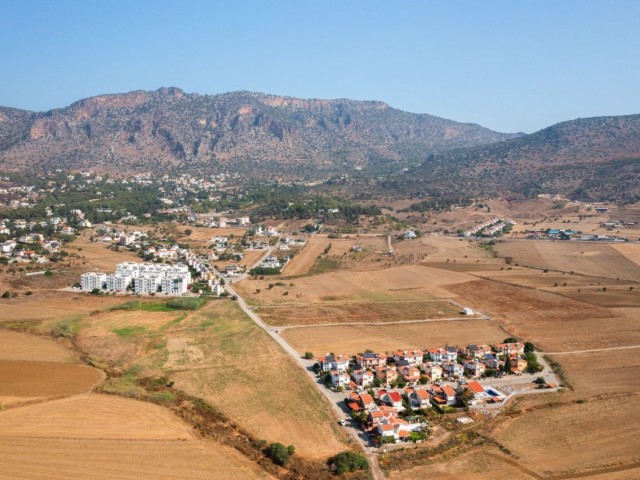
[495,240,640,281]
[64,231,141,272]
[612,243,640,266]
[257,299,461,326]
[280,319,505,356]
[0,360,104,396]
[492,395,640,477]
[0,330,74,362]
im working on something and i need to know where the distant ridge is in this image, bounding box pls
[0,87,519,178]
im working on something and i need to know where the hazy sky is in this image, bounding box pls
[1,1,638,133]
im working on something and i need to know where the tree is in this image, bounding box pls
[266,442,290,466]
[329,451,368,474]
[504,356,513,374]
[503,337,518,343]
[304,351,314,359]
[457,387,475,406]
[524,342,535,353]
[1,291,10,298]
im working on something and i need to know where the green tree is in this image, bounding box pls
[266,442,290,466]
[329,451,368,474]
[304,351,314,360]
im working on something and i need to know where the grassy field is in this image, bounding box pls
[64,231,141,272]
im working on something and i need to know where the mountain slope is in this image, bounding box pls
[392,114,640,202]
[0,88,519,178]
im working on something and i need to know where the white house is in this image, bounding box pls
[319,354,350,373]
[331,370,350,389]
[353,369,375,388]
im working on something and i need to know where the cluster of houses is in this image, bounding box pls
[258,254,290,271]
[463,218,515,238]
[523,228,628,242]
[80,261,193,295]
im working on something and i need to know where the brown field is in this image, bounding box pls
[237,265,475,305]
[0,292,124,324]
[419,236,501,263]
[68,300,349,458]
[388,450,538,480]
[282,236,345,275]
[495,240,640,281]
[546,349,640,396]
[0,394,270,480]
[0,330,73,362]
[65,231,141,271]
[493,395,640,477]
[280,319,505,356]
[0,360,104,396]
[420,261,506,272]
[612,242,640,266]
[257,299,461,326]
[185,226,248,242]
[448,279,640,352]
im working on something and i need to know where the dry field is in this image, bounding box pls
[183,226,247,243]
[281,319,506,356]
[418,236,500,263]
[448,279,640,352]
[546,349,640,396]
[67,299,349,458]
[492,395,640,477]
[0,292,123,325]
[0,394,270,480]
[0,360,104,396]
[495,240,640,281]
[0,329,73,362]
[237,264,475,305]
[282,236,352,276]
[612,242,640,266]
[64,231,141,271]
[257,299,461,326]
[387,450,538,480]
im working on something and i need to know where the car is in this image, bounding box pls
[338,419,348,426]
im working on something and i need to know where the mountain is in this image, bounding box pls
[0,87,519,179]
[388,114,640,202]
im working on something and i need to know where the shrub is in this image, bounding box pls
[328,451,368,474]
[1,291,10,298]
[304,351,314,359]
[266,442,290,466]
[44,270,53,277]
[24,291,33,296]
[166,297,205,310]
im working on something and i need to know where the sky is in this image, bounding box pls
[1,0,638,133]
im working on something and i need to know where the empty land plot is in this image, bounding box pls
[420,262,506,272]
[0,330,73,362]
[388,450,538,480]
[237,265,475,305]
[280,320,505,356]
[612,242,640,267]
[155,301,349,457]
[495,240,640,281]
[257,299,461,326]
[65,233,141,271]
[0,293,123,324]
[546,349,640,396]
[560,286,640,308]
[0,360,104,396]
[448,280,640,351]
[282,236,355,276]
[0,394,193,440]
[185,226,247,242]
[0,393,269,480]
[419,236,501,263]
[492,395,640,477]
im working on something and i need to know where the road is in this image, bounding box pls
[544,345,640,355]
[216,250,385,479]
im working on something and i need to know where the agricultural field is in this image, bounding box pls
[0,394,270,480]
[280,319,505,357]
[492,395,640,477]
[495,239,640,281]
[64,231,141,271]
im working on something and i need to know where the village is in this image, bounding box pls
[315,341,557,445]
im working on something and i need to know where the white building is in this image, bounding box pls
[106,274,132,292]
[161,275,189,295]
[80,272,106,291]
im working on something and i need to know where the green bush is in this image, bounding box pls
[328,451,368,474]
[304,351,314,359]
[266,442,290,466]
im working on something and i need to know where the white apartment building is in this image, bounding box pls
[106,274,132,292]
[161,275,188,295]
[80,272,106,291]
[135,275,162,294]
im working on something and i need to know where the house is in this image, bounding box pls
[441,385,457,406]
[393,349,424,366]
[377,423,396,438]
[442,361,464,379]
[462,307,474,315]
[356,352,387,369]
[382,391,404,410]
[463,344,493,359]
[400,367,421,386]
[495,342,525,356]
[482,354,500,370]
[429,385,457,406]
[429,347,456,364]
[410,389,432,409]
[353,369,375,388]
[330,370,350,389]
[456,381,486,404]
[463,360,486,378]
[421,363,443,382]
[403,230,417,240]
[358,393,377,411]
[319,354,350,373]
[375,366,398,385]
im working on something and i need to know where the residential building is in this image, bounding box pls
[80,272,106,291]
